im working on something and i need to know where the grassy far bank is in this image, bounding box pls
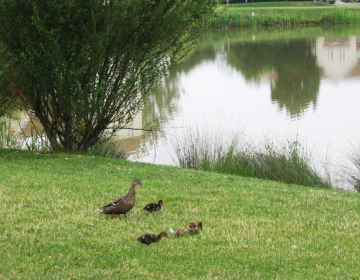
[209,2,360,27]
[1,150,360,279]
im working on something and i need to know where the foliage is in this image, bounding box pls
[0,0,215,152]
[0,44,18,117]
[0,150,360,278]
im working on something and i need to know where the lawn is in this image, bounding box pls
[0,150,360,279]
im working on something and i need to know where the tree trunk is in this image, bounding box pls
[45,130,61,151]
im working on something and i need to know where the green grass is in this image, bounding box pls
[209,3,360,27]
[1,149,360,279]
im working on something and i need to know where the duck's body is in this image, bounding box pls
[99,178,144,219]
[170,227,189,236]
[187,222,203,232]
[137,232,168,246]
[143,200,164,213]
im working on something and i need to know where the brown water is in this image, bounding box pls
[122,26,360,189]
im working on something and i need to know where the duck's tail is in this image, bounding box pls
[169,228,175,234]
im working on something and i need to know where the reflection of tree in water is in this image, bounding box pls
[142,36,323,143]
[227,39,322,118]
[141,45,217,145]
[141,30,234,133]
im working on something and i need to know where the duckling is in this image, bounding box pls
[187,221,203,232]
[136,232,168,246]
[98,178,144,219]
[142,200,165,213]
[170,227,189,236]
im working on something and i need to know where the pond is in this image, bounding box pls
[122,25,360,190]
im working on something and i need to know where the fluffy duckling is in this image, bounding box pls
[187,221,203,232]
[136,232,168,246]
[142,200,165,213]
[170,227,189,236]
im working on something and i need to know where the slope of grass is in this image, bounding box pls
[0,150,360,279]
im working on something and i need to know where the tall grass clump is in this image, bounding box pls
[172,127,331,189]
[228,139,331,188]
[87,137,127,159]
[342,142,360,192]
[321,8,360,24]
[171,126,238,171]
[0,116,18,149]
[209,4,360,28]
[209,9,305,28]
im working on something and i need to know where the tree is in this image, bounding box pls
[0,0,215,151]
[0,44,17,117]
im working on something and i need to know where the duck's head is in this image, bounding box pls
[197,222,203,230]
[158,200,165,206]
[159,232,168,238]
[132,178,144,186]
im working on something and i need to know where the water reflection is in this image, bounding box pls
[315,36,359,80]
[226,39,322,118]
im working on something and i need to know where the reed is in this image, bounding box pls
[321,8,360,24]
[172,127,332,189]
[342,142,360,192]
[171,126,237,171]
[87,138,127,160]
[0,116,18,149]
[219,139,331,189]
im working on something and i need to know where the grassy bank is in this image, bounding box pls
[1,150,360,279]
[209,2,360,27]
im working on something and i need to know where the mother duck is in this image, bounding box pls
[99,178,144,219]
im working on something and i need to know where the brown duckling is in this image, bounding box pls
[187,221,203,232]
[99,178,144,219]
[137,232,168,246]
[142,200,165,213]
[170,227,189,236]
